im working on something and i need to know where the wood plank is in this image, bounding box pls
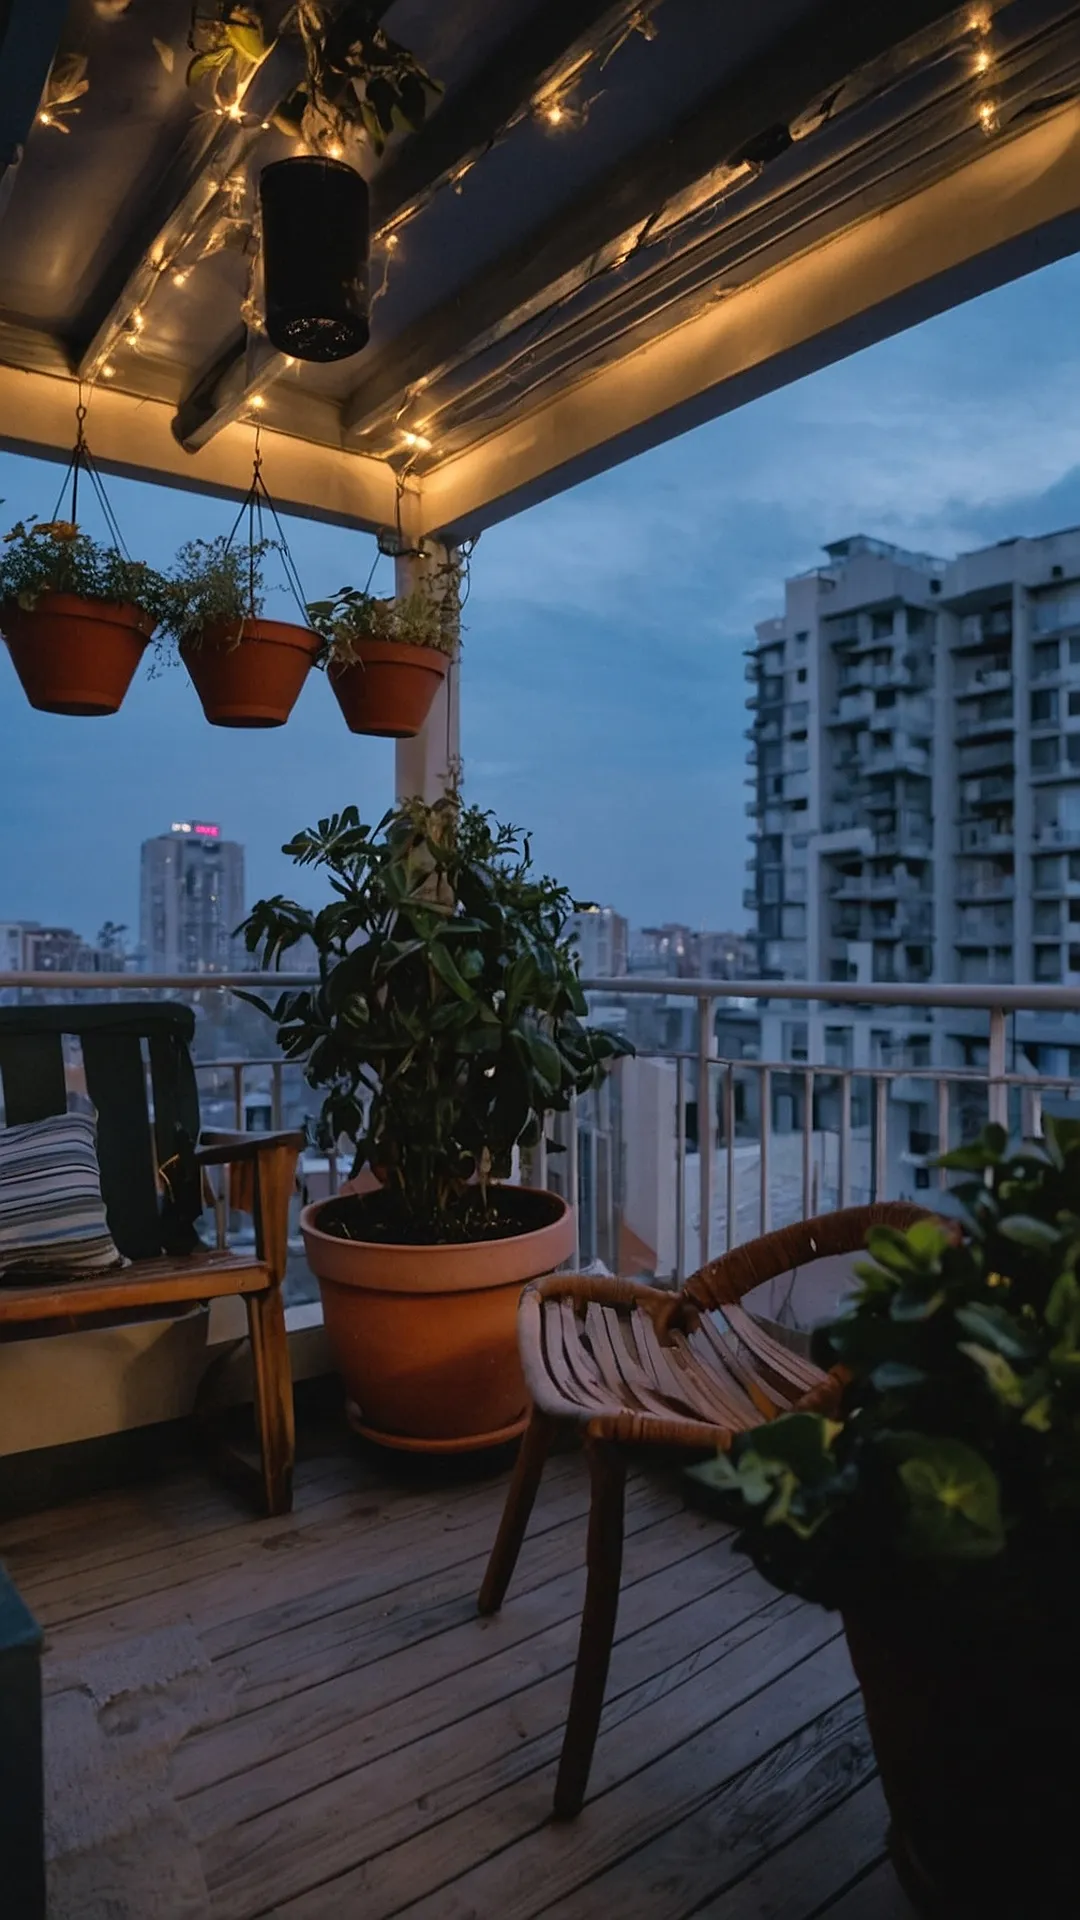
[690,1778,890,1920]
[174,1479,686,1811]
[818,1858,919,1919]
[267,1613,849,1919]
[551,1705,876,1919]
[0,1252,267,1322]
[34,1452,594,1644]
[201,1562,787,1916]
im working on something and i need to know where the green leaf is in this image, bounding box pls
[870,1361,928,1391]
[955,1302,1036,1360]
[996,1215,1063,1251]
[889,1435,1005,1559]
[186,48,231,85]
[958,1342,1025,1407]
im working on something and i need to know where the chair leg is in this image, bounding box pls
[478,1408,556,1615]
[553,1437,626,1820]
[246,1286,295,1517]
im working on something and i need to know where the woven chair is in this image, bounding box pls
[478,1201,929,1817]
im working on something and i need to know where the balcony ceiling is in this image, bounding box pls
[3,0,1080,540]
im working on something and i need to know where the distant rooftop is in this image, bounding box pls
[822,534,947,572]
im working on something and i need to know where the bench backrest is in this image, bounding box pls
[0,1003,203,1259]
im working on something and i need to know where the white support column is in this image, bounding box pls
[394,540,462,803]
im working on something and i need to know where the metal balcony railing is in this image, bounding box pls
[4,971,1080,1294]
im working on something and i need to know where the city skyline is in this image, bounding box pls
[4,252,1080,935]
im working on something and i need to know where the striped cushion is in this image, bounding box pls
[0,1112,123,1277]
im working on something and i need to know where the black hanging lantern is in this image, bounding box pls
[260,157,370,363]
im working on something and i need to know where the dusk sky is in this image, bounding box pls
[4,249,1080,945]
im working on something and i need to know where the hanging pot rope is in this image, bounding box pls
[49,395,132,558]
[224,428,311,625]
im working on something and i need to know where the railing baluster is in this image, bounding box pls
[873,1075,888,1202]
[271,1059,283,1131]
[568,1095,581,1270]
[698,995,714,1270]
[724,1062,736,1251]
[802,1067,814,1220]
[988,1004,1008,1131]
[839,1070,852,1208]
[1028,1087,1043,1139]
[675,1055,687,1284]
[759,1064,771,1236]
[233,1061,244,1131]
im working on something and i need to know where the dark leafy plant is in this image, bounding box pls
[186,3,267,104]
[240,795,632,1238]
[160,535,294,648]
[0,519,170,622]
[274,0,441,155]
[698,1117,1080,1611]
[307,585,454,662]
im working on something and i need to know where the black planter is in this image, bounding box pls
[260,157,369,362]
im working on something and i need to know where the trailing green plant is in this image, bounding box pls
[161,535,286,646]
[185,3,267,105]
[698,1117,1080,1612]
[307,585,454,662]
[274,1,441,155]
[0,519,170,621]
[240,794,632,1239]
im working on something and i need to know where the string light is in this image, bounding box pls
[401,429,431,451]
[249,393,266,410]
[101,364,116,380]
[172,269,189,287]
[968,6,992,33]
[130,309,145,332]
[977,97,999,133]
[326,139,344,160]
[973,45,992,73]
[37,112,52,127]
[384,232,400,250]
[227,100,244,122]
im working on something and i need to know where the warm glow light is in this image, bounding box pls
[101,364,116,379]
[546,104,564,125]
[401,430,432,451]
[249,393,266,410]
[385,232,400,250]
[284,356,297,368]
[973,46,992,73]
[978,97,999,131]
[326,139,344,159]
[38,112,52,126]
[131,308,145,332]
[968,6,992,31]
[172,269,189,287]
[227,100,244,122]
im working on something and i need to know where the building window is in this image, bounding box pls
[1069,689,1080,716]
[1068,736,1080,768]
[1035,947,1062,981]
[871,612,894,638]
[1032,738,1059,770]
[796,668,807,684]
[1033,640,1061,676]
[1070,946,1080,975]
[1070,636,1080,665]
[1031,688,1059,724]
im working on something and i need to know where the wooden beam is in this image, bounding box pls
[172,0,644,452]
[415,100,1080,539]
[340,0,965,441]
[74,1,311,381]
[0,360,401,535]
[0,0,66,212]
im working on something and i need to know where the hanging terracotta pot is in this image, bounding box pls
[328,638,449,738]
[180,617,321,727]
[1,593,153,716]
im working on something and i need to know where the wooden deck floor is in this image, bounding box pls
[0,1426,919,1919]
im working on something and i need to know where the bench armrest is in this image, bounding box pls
[195,1131,304,1282]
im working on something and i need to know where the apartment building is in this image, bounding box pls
[744,527,1080,1175]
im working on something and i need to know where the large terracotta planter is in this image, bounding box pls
[180,617,320,727]
[1,592,153,715]
[843,1592,1079,1917]
[328,637,448,738]
[301,1186,574,1452]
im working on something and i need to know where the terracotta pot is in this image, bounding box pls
[301,1186,574,1452]
[180,617,320,727]
[1,593,152,716]
[328,638,448,738]
[843,1596,1080,1917]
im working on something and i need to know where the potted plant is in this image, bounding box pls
[308,585,454,737]
[0,518,169,715]
[241,794,631,1451]
[163,536,321,727]
[698,1117,1080,1918]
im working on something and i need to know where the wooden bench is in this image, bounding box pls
[0,1003,302,1516]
